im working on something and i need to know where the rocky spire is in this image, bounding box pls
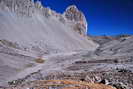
[34,0,43,9]
[64,5,88,35]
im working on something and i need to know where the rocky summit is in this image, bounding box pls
[64,5,88,35]
[0,0,133,89]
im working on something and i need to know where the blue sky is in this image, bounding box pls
[35,0,132,36]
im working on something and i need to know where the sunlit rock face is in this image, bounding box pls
[64,5,88,35]
[0,0,34,16]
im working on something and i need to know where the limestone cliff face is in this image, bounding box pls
[0,0,34,16]
[64,5,88,35]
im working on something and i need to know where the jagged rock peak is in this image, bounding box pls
[64,5,88,35]
[0,0,47,16]
[65,5,80,21]
[34,0,43,9]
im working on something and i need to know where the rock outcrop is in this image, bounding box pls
[64,5,88,35]
[0,0,34,16]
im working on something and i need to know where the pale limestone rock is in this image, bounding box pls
[64,5,88,35]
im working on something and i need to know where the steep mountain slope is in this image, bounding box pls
[0,0,99,86]
[0,0,98,54]
[93,35,133,56]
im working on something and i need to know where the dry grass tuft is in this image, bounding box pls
[26,63,35,67]
[9,80,117,89]
[35,58,45,63]
[32,80,116,89]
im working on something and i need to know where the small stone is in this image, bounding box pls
[111,82,128,89]
[100,79,109,85]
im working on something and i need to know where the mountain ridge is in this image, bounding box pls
[0,0,98,55]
